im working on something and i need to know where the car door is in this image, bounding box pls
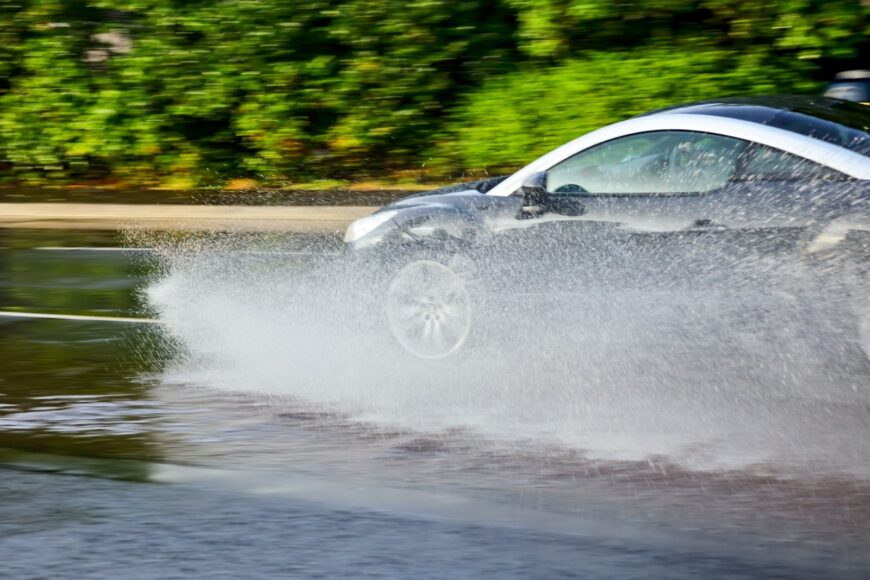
[487,130,751,293]
[501,129,858,283]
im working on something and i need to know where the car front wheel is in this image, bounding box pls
[386,257,474,359]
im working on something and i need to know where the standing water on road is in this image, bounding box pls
[1,225,869,578]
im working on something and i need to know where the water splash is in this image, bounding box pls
[135,229,870,478]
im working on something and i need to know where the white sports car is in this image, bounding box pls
[346,96,870,360]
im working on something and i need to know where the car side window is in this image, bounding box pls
[546,131,747,195]
[737,144,849,181]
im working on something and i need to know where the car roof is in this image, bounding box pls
[648,95,865,122]
[650,96,870,157]
[486,99,870,196]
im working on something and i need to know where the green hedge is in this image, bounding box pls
[435,46,819,173]
[0,1,866,186]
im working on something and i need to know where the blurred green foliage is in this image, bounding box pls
[439,46,821,172]
[0,0,866,185]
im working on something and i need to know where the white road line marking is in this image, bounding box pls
[33,247,340,256]
[0,311,160,324]
[34,247,152,252]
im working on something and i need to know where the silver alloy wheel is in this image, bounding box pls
[386,260,472,359]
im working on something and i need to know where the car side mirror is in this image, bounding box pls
[519,171,548,218]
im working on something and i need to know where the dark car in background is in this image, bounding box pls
[825,71,870,105]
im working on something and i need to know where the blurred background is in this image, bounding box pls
[0,0,867,189]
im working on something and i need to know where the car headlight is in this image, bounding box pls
[344,210,399,243]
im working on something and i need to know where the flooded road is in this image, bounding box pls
[1,226,869,578]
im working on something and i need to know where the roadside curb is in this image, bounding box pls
[0,203,377,231]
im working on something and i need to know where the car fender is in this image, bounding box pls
[348,192,487,252]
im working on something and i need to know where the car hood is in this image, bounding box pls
[388,176,508,204]
[388,188,482,208]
